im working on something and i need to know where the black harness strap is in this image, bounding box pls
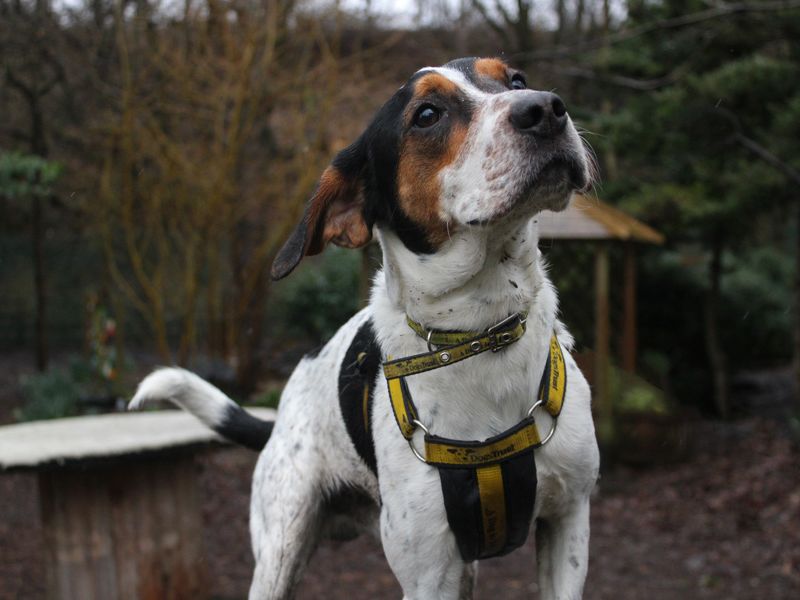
[338,320,380,474]
[438,448,537,559]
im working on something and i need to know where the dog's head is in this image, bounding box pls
[271,57,591,280]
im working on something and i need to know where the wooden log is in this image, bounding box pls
[622,242,637,373]
[594,243,613,448]
[38,454,207,600]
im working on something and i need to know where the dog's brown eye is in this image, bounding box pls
[413,105,441,128]
[511,74,527,90]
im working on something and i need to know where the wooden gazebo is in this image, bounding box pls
[538,194,664,445]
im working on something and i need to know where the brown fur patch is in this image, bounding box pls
[397,121,469,247]
[305,167,344,253]
[474,58,509,84]
[306,167,369,254]
[413,72,460,100]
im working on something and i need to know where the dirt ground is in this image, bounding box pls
[1,352,798,599]
[1,413,798,599]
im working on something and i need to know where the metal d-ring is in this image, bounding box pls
[407,418,430,463]
[526,399,558,446]
[426,330,435,352]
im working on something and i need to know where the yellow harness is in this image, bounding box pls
[381,314,567,560]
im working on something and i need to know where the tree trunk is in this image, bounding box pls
[594,244,613,448]
[230,222,267,394]
[30,90,49,371]
[704,236,729,418]
[555,0,566,43]
[233,271,266,395]
[795,203,800,406]
[32,192,47,371]
[576,0,585,33]
[622,242,637,373]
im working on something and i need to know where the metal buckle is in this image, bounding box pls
[426,330,436,352]
[526,399,558,446]
[487,313,520,352]
[407,419,429,463]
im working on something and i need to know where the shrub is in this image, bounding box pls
[269,246,362,343]
[16,367,81,422]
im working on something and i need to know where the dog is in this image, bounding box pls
[130,57,599,600]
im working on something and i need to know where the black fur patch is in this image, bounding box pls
[360,80,438,255]
[338,319,381,474]
[217,405,274,451]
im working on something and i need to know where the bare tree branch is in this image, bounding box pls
[517,0,800,61]
[559,66,679,90]
[470,0,510,42]
[734,133,800,186]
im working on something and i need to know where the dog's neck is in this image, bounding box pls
[371,216,562,437]
[376,218,545,333]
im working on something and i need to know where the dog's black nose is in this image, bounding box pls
[509,92,568,138]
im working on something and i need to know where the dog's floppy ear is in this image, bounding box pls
[271,139,371,281]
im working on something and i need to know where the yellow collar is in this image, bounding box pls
[383,312,528,380]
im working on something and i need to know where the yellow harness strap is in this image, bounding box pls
[385,333,566,450]
[383,313,528,380]
[382,324,567,562]
[424,419,542,466]
[540,334,567,417]
[405,312,528,347]
[476,464,506,554]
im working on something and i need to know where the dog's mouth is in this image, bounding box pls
[533,155,588,192]
[467,155,587,227]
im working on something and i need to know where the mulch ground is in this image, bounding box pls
[1,414,798,599]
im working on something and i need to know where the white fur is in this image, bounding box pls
[130,367,231,428]
[370,216,598,600]
[130,70,599,600]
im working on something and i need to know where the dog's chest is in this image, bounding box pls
[337,315,561,561]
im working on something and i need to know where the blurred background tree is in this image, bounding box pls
[0,153,61,371]
[0,0,797,417]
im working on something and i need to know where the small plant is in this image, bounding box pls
[250,388,282,409]
[16,367,81,422]
[15,356,127,422]
[269,247,361,343]
[611,366,671,415]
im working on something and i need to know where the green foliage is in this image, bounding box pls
[0,151,61,202]
[16,357,125,422]
[720,247,793,368]
[599,5,800,241]
[269,246,361,343]
[250,388,282,409]
[635,250,714,410]
[580,0,800,414]
[632,244,792,412]
[612,367,670,415]
[16,366,81,422]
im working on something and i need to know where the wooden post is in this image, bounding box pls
[795,202,800,406]
[38,454,207,600]
[594,243,613,448]
[622,242,637,373]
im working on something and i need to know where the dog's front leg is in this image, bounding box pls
[379,472,467,600]
[248,436,325,600]
[535,498,591,600]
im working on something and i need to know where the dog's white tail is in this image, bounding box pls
[129,367,272,451]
